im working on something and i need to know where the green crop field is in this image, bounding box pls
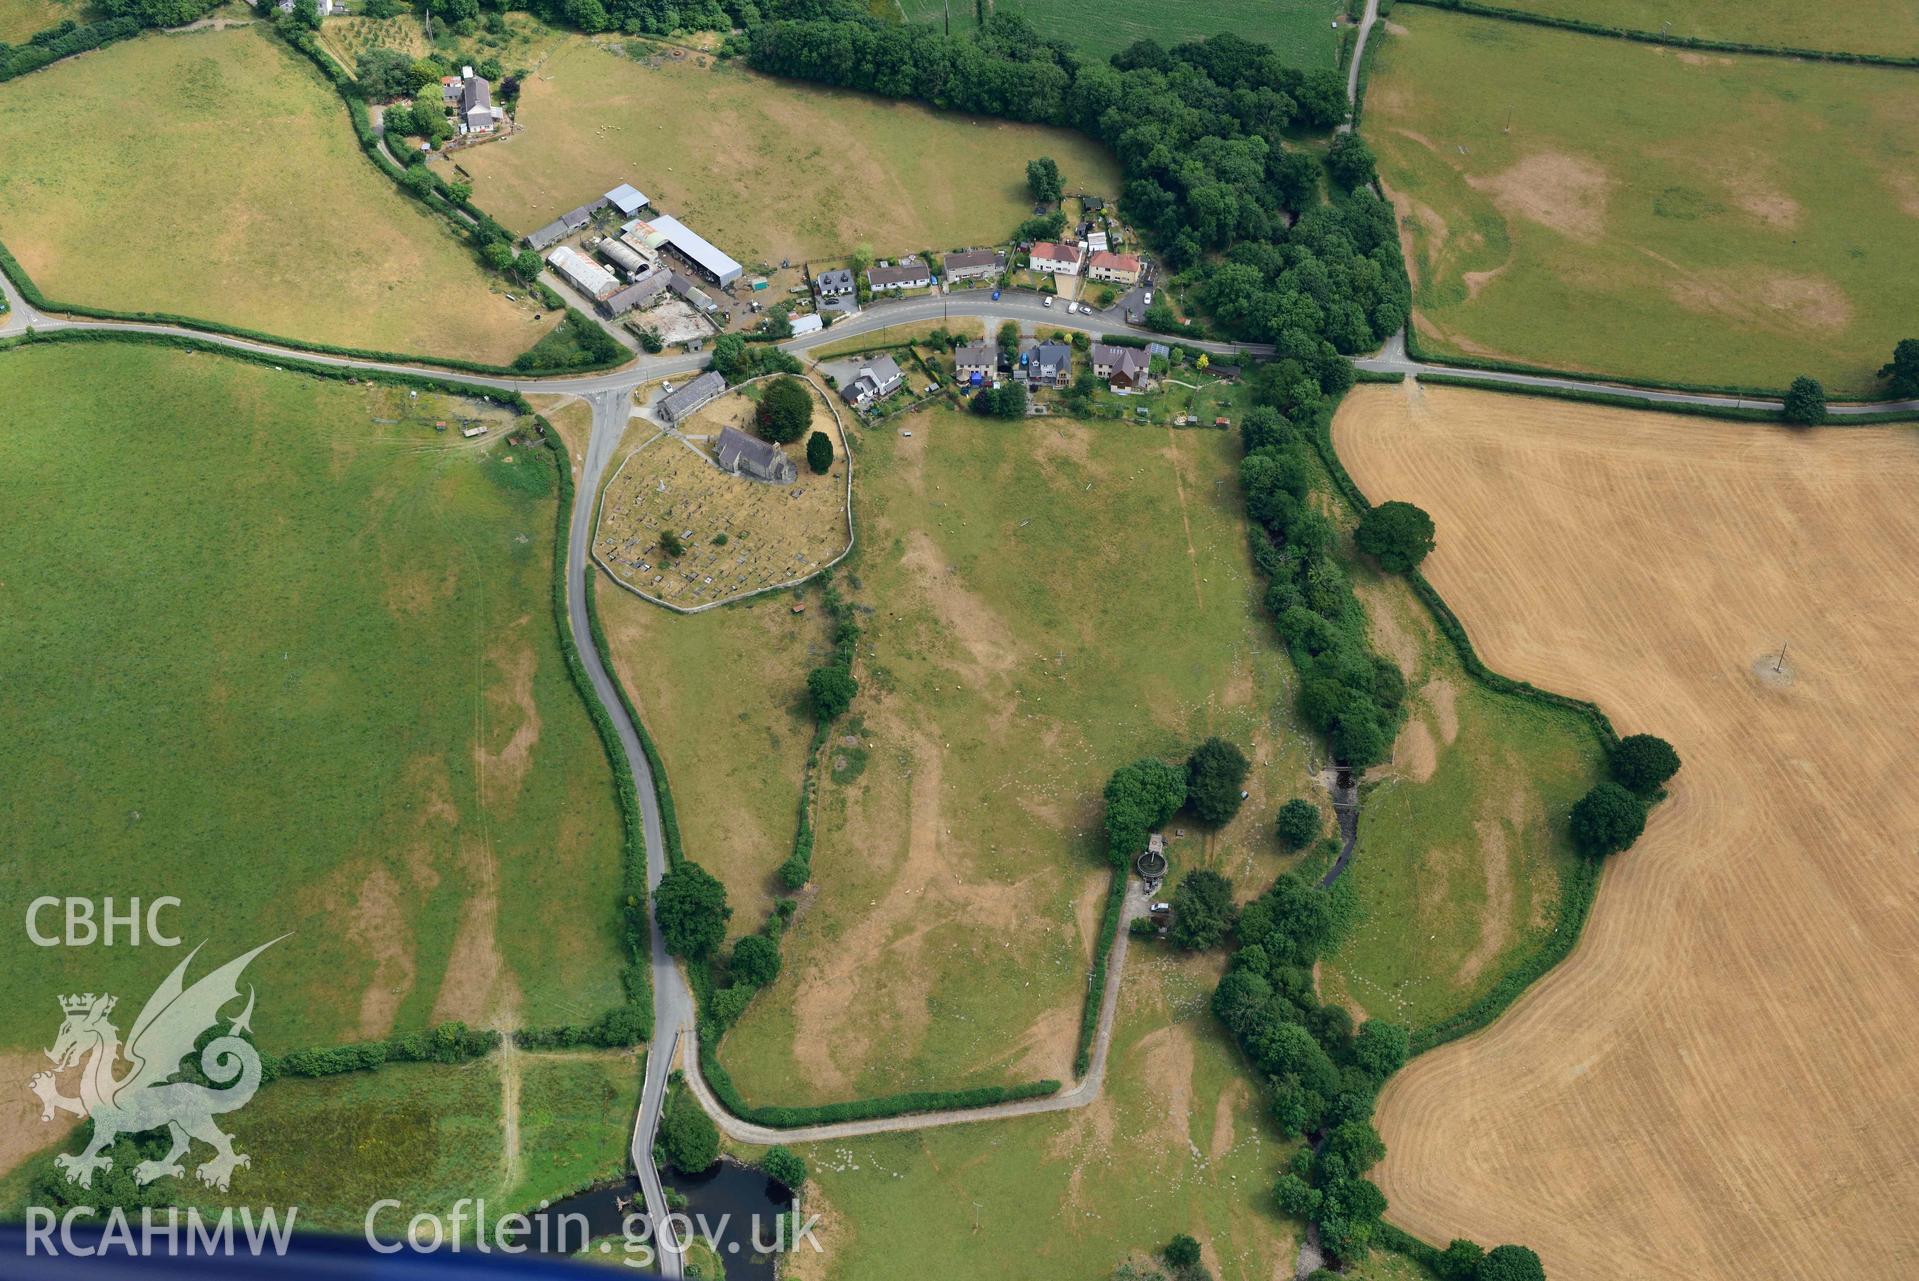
[715,407,1317,1104]
[785,951,1297,1281]
[1476,0,1919,60]
[0,343,625,1065]
[0,27,556,362]
[997,0,1347,68]
[1368,9,1919,394]
[438,37,1123,267]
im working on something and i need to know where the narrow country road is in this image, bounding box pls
[1340,0,1383,133]
[5,272,1910,417]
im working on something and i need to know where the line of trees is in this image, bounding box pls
[1238,405,1405,767]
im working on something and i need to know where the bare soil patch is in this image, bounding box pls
[1339,383,1919,1281]
[1468,151,1611,241]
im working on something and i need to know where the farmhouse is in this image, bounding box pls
[1088,251,1141,285]
[1029,241,1083,275]
[1090,342,1151,389]
[440,68,505,135]
[942,249,1004,282]
[840,355,904,409]
[547,245,619,301]
[658,371,727,424]
[715,426,799,484]
[1024,340,1072,387]
[814,268,856,298]
[605,183,649,217]
[955,341,995,383]
[868,260,931,291]
[648,214,742,288]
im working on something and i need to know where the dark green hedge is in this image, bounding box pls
[1416,371,1919,424]
[265,1022,500,1080]
[1405,324,1834,402]
[1073,871,1127,1076]
[1400,0,1919,68]
[0,17,141,82]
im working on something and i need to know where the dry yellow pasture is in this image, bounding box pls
[0,28,554,362]
[438,38,1122,267]
[1334,382,1919,1281]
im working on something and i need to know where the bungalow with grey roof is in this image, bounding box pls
[867,260,931,291]
[814,268,856,298]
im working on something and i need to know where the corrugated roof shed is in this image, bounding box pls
[598,239,646,274]
[526,219,571,250]
[649,214,742,287]
[605,183,649,216]
[790,313,823,335]
[547,245,619,300]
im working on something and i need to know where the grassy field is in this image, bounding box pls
[1478,0,1919,59]
[596,380,851,608]
[784,950,1298,1281]
[1368,9,1919,393]
[0,344,624,1073]
[1319,543,1600,1032]
[996,0,1346,68]
[0,0,81,41]
[437,38,1122,268]
[718,409,1315,1102]
[506,1050,643,1207]
[0,27,556,361]
[598,570,829,926]
[1338,383,1919,1281]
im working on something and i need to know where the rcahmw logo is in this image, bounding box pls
[30,937,283,1193]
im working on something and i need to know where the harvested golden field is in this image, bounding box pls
[1334,382,1919,1281]
[440,38,1122,267]
[0,27,555,362]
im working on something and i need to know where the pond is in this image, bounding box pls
[533,1159,796,1280]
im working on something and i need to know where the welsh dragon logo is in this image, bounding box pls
[30,938,282,1192]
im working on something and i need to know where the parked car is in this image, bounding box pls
[1143,291,1154,305]
[1042,296,1053,308]
[991,289,1001,301]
